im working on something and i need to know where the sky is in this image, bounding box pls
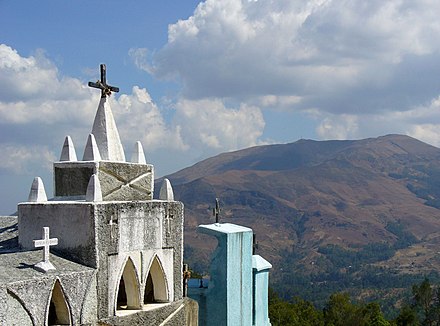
[1,0,440,214]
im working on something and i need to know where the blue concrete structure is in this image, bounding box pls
[252,255,272,326]
[198,223,253,326]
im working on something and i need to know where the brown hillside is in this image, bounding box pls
[160,134,440,282]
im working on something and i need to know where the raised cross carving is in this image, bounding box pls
[164,208,173,239]
[108,215,118,240]
[88,64,119,98]
[33,227,58,272]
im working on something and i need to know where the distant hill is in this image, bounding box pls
[160,134,440,306]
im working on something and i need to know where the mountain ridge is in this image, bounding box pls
[160,134,440,303]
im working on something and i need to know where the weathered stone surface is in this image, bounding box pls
[92,201,185,318]
[86,173,103,202]
[60,135,78,161]
[83,133,102,161]
[54,162,96,197]
[99,162,153,201]
[18,203,97,268]
[6,290,33,325]
[0,216,18,252]
[4,68,195,325]
[99,298,198,326]
[92,97,125,162]
[131,141,147,164]
[0,249,95,326]
[27,177,47,202]
[60,271,97,325]
[54,161,153,201]
[160,178,174,201]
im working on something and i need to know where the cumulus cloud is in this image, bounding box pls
[315,94,440,146]
[316,114,359,140]
[112,86,187,151]
[128,48,154,74]
[0,44,267,177]
[145,0,440,116]
[0,45,182,175]
[0,143,56,174]
[173,98,265,153]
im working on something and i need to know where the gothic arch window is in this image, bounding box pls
[47,279,72,325]
[116,257,141,310]
[144,255,168,304]
[6,290,33,325]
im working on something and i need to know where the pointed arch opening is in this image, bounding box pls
[116,257,141,310]
[7,290,33,325]
[48,279,72,325]
[144,255,169,304]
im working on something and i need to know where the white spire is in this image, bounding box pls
[85,174,103,201]
[131,141,146,164]
[159,178,174,201]
[83,134,102,161]
[28,177,48,202]
[91,97,125,161]
[59,135,78,161]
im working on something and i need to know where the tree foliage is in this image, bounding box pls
[268,279,440,326]
[269,290,390,326]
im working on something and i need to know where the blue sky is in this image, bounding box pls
[1,0,440,214]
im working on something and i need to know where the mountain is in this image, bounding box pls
[160,134,440,306]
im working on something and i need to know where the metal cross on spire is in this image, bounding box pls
[253,233,259,255]
[88,64,119,98]
[213,198,220,223]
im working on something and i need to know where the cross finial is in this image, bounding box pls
[88,64,119,98]
[213,198,220,223]
[33,227,58,272]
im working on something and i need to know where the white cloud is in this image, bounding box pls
[316,114,359,140]
[128,48,154,74]
[0,45,186,175]
[408,124,440,147]
[315,93,440,146]
[146,0,440,116]
[173,98,265,152]
[0,44,267,177]
[0,143,56,174]
[111,86,187,152]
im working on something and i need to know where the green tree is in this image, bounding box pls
[269,289,323,326]
[413,278,434,325]
[395,305,418,326]
[323,292,362,326]
[362,302,390,326]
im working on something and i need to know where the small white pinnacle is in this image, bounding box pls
[131,141,147,164]
[83,134,102,161]
[60,135,78,161]
[85,174,103,202]
[28,177,48,202]
[159,178,174,201]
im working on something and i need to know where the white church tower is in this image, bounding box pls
[0,64,198,325]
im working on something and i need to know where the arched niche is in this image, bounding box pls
[47,279,72,325]
[116,257,141,310]
[7,290,33,326]
[144,255,168,304]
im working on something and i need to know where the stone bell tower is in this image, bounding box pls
[16,64,195,325]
